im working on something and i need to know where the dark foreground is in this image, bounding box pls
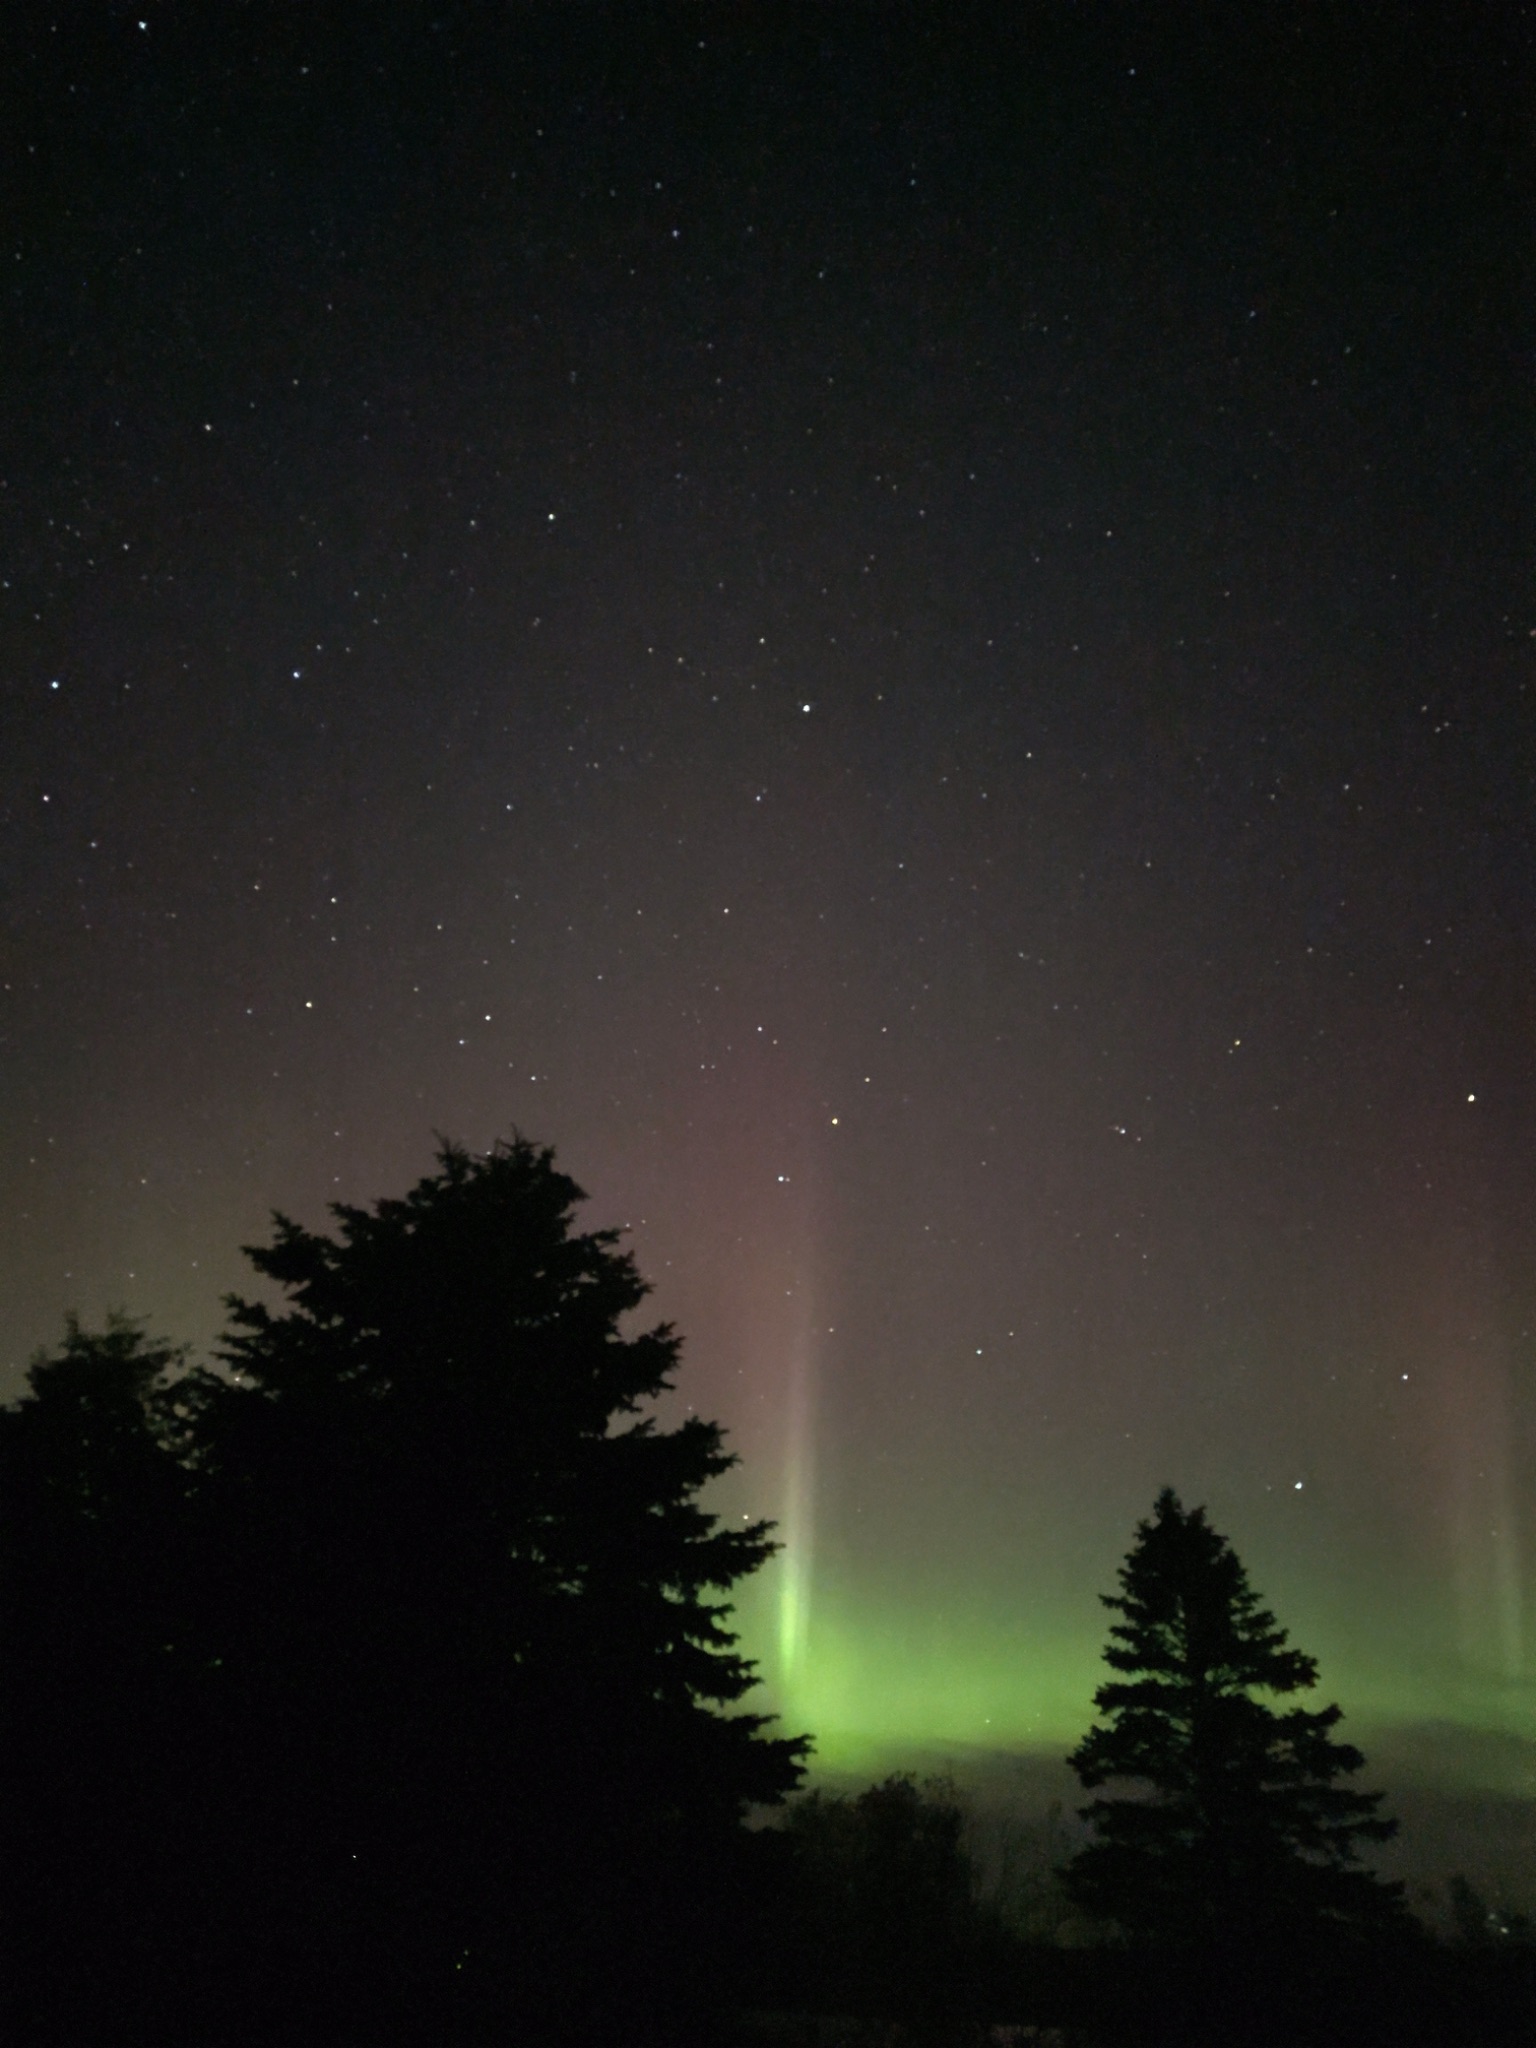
[731,1942,1536,2048]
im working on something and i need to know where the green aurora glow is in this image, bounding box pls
[736,1537,1536,1804]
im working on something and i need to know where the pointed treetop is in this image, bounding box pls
[1062,1488,1407,1945]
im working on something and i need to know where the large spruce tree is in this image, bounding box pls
[1062,1488,1405,1948]
[1,1138,805,2044]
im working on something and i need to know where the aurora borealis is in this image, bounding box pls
[3,2,1531,1877]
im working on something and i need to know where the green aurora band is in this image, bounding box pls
[740,1546,1536,1805]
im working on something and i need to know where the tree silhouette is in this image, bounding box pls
[0,1316,211,2041]
[1062,1487,1406,1949]
[777,1774,987,2029]
[1,1138,806,2044]
[206,1135,807,2034]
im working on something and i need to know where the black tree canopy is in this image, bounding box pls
[1,1137,805,2045]
[1062,1487,1405,1948]
[210,1136,796,1749]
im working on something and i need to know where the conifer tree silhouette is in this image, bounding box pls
[1,1138,805,2045]
[1063,1488,1405,1947]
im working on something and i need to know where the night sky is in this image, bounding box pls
[4,3,1532,1855]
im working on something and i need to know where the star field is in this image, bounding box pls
[2,5,1532,1863]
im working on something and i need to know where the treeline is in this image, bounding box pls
[747,1773,1535,2047]
[1,1141,803,2045]
[2,1138,1532,2046]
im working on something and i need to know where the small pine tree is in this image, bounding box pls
[1062,1487,1406,1947]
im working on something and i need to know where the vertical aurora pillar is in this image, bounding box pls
[776,1305,817,1688]
[1445,1329,1524,1688]
[1398,1187,1528,1709]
